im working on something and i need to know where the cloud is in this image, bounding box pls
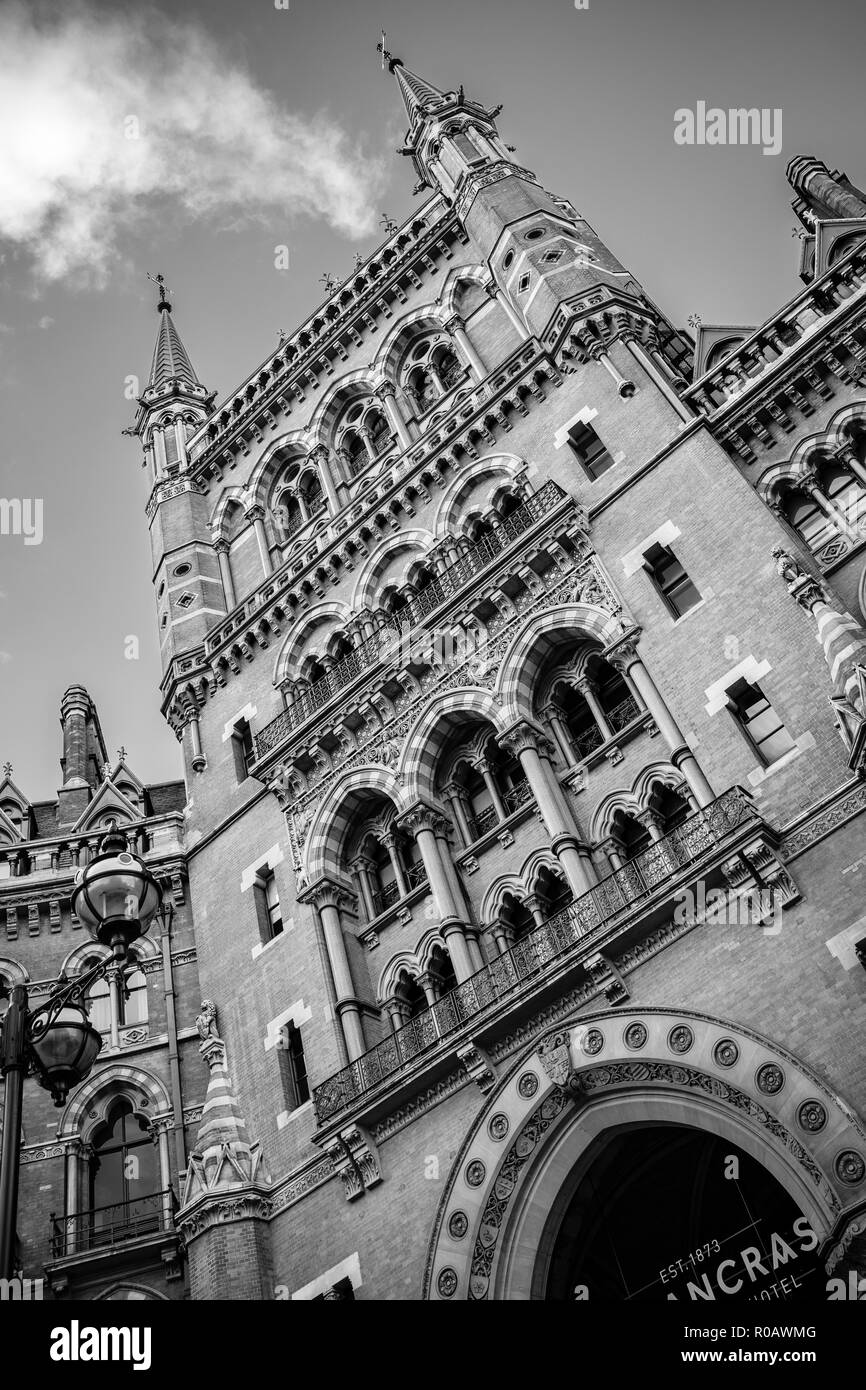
[0,652,11,665]
[0,3,388,285]
[37,316,55,329]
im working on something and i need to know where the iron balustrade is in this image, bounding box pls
[606,695,641,734]
[471,804,499,838]
[502,779,533,814]
[312,787,757,1122]
[405,862,428,890]
[571,724,605,759]
[254,481,566,759]
[371,881,400,916]
[49,1188,176,1259]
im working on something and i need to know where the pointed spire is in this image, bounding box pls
[377,34,449,125]
[146,275,203,394]
[773,546,866,774]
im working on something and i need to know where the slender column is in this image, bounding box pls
[837,445,866,490]
[107,966,122,1049]
[802,474,852,536]
[63,1141,81,1256]
[375,382,414,451]
[214,539,236,611]
[485,281,530,340]
[156,1126,172,1226]
[475,758,508,822]
[398,808,475,981]
[307,884,366,1061]
[418,973,438,1010]
[498,723,596,898]
[350,855,377,923]
[604,632,715,806]
[625,339,694,422]
[186,712,205,773]
[445,314,486,381]
[582,340,635,398]
[381,832,409,897]
[160,903,187,1175]
[444,782,474,847]
[246,505,273,577]
[490,920,512,956]
[307,445,340,513]
[544,703,579,769]
[600,837,625,872]
[638,809,664,843]
[576,677,612,739]
[524,894,546,930]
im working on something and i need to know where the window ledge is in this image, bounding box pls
[671,597,708,626]
[746,732,816,787]
[277,1100,313,1130]
[252,928,289,961]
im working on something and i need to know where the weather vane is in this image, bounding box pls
[380,213,398,237]
[377,30,390,69]
[2,762,11,779]
[319,272,338,294]
[687,313,702,331]
[147,271,170,309]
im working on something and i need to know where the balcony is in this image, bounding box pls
[49,1189,177,1259]
[312,787,760,1124]
[254,480,566,760]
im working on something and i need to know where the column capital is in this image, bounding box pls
[374,380,397,401]
[601,628,644,674]
[498,720,554,760]
[300,877,354,913]
[443,313,464,335]
[245,503,266,523]
[213,537,230,555]
[307,444,330,466]
[397,803,452,838]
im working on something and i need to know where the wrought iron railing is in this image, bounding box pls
[606,695,641,734]
[254,481,566,759]
[405,862,428,890]
[371,881,400,916]
[472,804,499,838]
[49,1188,176,1259]
[502,779,533,814]
[312,787,757,1122]
[570,724,606,759]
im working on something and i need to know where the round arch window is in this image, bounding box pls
[172,562,191,579]
[503,250,515,270]
[524,227,546,242]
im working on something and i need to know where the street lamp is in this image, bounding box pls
[0,824,165,1279]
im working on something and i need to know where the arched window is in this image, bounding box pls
[555,682,605,760]
[592,657,639,732]
[120,968,148,1028]
[89,1101,160,1243]
[407,365,437,413]
[342,429,369,476]
[223,502,245,543]
[86,967,112,1035]
[432,346,462,392]
[429,947,458,998]
[500,892,535,944]
[275,491,303,538]
[461,763,498,839]
[618,814,652,863]
[652,786,692,835]
[301,474,324,514]
[825,464,866,530]
[366,410,391,456]
[395,972,428,1021]
[535,867,572,920]
[0,974,10,1023]
[784,489,836,553]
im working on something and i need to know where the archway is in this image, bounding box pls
[424,1009,866,1301]
[543,1124,821,1301]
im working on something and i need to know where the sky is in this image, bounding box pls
[0,0,864,803]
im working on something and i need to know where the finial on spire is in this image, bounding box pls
[117,746,126,764]
[2,761,11,779]
[147,271,172,313]
[379,213,398,237]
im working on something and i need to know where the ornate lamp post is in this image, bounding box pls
[0,825,165,1278]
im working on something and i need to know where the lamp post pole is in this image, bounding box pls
[0,984,27,1280]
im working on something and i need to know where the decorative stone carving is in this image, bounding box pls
[756,1062,785,1095]
[488,1113,510,1142]
[536,1031,574,1089]
[517,1070,539,1098]
[456,1040,496,1093]
[798,1100,828,1133]
[668,1024,694,1054]
[195,998,220,1042]
[465,1160,486,1188]
[835,1150,866,1185]
[448,1210,469,1240]
[581,1028,605,1056]
[713,1039,739,1068]
[624,1021,647,1050]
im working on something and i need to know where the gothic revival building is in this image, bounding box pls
[5,56,866,1301]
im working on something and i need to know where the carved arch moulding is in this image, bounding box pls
[422,1008,866,1301]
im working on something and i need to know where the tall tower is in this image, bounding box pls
[132,278,223,772]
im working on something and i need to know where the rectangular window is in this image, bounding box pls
[231,718,255,782]
[726,679,796,766]
[278,1022,310,1110]
[254,869,283,943]
[567,422,616,482]
[643,543,702,618]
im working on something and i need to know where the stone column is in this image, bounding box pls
[802,474,852,537]
[398,807,475,981]
[603,631,715,807]
[624,338,694,422]
[307,445,340,513]
[576,676,612,739]
[381,831,409,898]
[485,281,530,340]
[837,445,866,491]
[307,883,366,1061]
[444,781,474,847]
[498,722,597,898]
[186,711,205,773]
[350,855,377,923]
[215,539,236,611]
[375,382,414,451]
[543,702,579,769]
[445,314,487,381]
[474,756,508,822]
[246,505,273,577]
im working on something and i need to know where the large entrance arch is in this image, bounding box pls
[423,1009,866,1301]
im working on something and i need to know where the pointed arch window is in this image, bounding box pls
[89,1101,160,1246]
